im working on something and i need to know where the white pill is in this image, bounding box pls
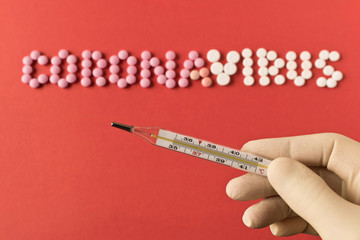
[257,58,269,67]
[258,67,269,76]
[300,51,311,61]
[286,51,297,61]
[243,76,255,86]
[319,50,330,60]
[301,70,313,79]
[332,71,343,81]
[216,73,230,86]
[323,65,334,76]
[274,75,286,85]
[210,62,223,75]
[268,66,279,76]
[274,58,285,68]
[241,48,253,58]
[301,60,312,70]
[259,76,270,86]
[329,51,340,61]
[226,51,240,63]
[286,61,297,70]
[315,59,326,69]
[242,58,253,67]
[224,62,237,75]
[286,70,297,80]
[256,48,267,58]
[266,50,277,61]
[207,49,221,62]
[294,76,306,87]
[242,67,254,76]
[326,78,337,88]
[316,77,327,87]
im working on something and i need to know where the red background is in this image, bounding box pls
[1,0,360,239]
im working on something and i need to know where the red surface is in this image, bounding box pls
[1,0,360,239]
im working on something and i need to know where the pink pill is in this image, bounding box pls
[66,55,77,64]
[201,77,212,87]
[22,65,33,74]
[199,68,210,77]
[183,60,194,69]
[58,78,68,88]
[165,70,176,79]
[109,55,120,65]
[21,74,31,84]
[127,66,137,75]
[81,59,92,68]
[96,77,106,87]
[140,69,151,78]
[178,78,189,88]
[126,75,136,85]
[141,50,151,60]
[109,65,120,74]
[150,57,160,67]
[188,50,199,60]
[118,50,128,60]
[67,64,78,73]
[180,69,190,78]
[117,78,128,88]
[66,73,77,83]
[30,50,41,60]
[109,74,119,84]
[165,51,176,60]
[38,55,49,65]
[29,78,40,88]
[141,60,150,69]
[81,77,92,87]
[38,74,48,84]
[140,78,151,88]
[92,51,102,61]
[50,74,60,84]
[22,56,33,65]
[58,49,69,59]
[154,66,164,76]
[165,60,176,70]
[50,65,61,74]
[194,58,205,68]
[82,50,92,59]
[51,56,62,65]
[81,68,92,77]
[92,68,103,77]
[127,56,137,66]
[97,59,107,69]
[165,79,176,89]
[157,75,166,85]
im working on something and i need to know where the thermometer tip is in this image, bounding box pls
[111,122,133,133]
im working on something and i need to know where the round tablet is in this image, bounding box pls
[190,70,200,80]
[150,57,160,67]
[95,77,106,87]
[210,62,223,75]
[109,55,120,65]
[109,74,119,83]
[226,51,240,63]
[140,78,151,88]
[51,56,62,65]
[274,75,286,85]
[188,50,199,60]
[82,50,92,59]
[329,51,340,61]
[274,58,285,68]
[38,74,48,84]
[326,78,337,88]
[194,58,205,68]
[316,77,327,87]
[257,58,269,67]
[286,70,297,80]
[66,55,77,64]
[294,76,305,87]
[165,60,176,70]
[141,69,151,78]
[224,62,237,75]
[319,50,330,60]
[165,51,176,60]
[81,68,91,77]
[259,76,270,86]
[66,73,77,83]
[81,59,92,68]
[29,78,40,88]
[266,50,277,61]
[242,58,253,67]
[183,60,194,69]
[216,73,230,86]
[256,48,267,58]
[243,76,255,86]
[118,50,129,60]
[127,56,137,66]
[22,56,33,65]
[22,65,33,74]
[140,60,150,69]
[301,60,312,70]
[141,50,151,60]
[301,70,313,80]
[37,55,48,65]
[180,69,190,78]
[286,61,297,70]
[154,66,164,75]
[50,65,61,75]
[207,49,221,62]
[49,74,60,84]
[21,74,31,84]
[58,49,69,59]
[300,51,311,61]
[241,48,252,58]
[157,75,167,85]
[117,78,128,88]
[126,75,136,85]
[58,78,68,88]
[201,77,212,87]
[258,67,269,76]
[199,68,210,77]
[242,67,253,76]
[165,79,176,88]
[109,65,120,74]
[30,50,41,60]
[92,51,102,61]
[93,68,103,77]
[286,51,297,61]
[127,66,137,75]
[81,77,92,87]
[323,65,334,76]
[315,59,326,69]
[67,64,78,73]
[268,66,279,76]
[178,78,189,88]
[97,59,107,69]
[165,70,176,79]
[332,71,343,81]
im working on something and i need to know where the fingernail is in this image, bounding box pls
[242,210,253,228]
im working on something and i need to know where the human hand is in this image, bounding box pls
[226,133,360,239]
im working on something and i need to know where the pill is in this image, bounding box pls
[38,74,48,84]
[141,51,151,60]
[140,60,150,69]
[207,49,221,62]
[58,49,69,59]
[301,60,312,70]
[50,65,61,75]
[190,70,200,80]
[29,78,40,88]
[210,62,223,75]
[294,76,305,87]
[165,51,176,60]
[241,48,253,58]
[109,55,120,65]
[242,58,253,67]
[109,74,119,84]
[178,78,189,88]
[117,78,128,88]
[93,68,103,77]
[286,51,297,61]
[127,56,137,66]
[187,51,198,61]
[194,58,205,68]
[154,66,164,75]
[38,55,49,65]
[243,76,255,86]
[118,50,129,60]
[332,71,343,81]
[22,65,33,74]
[216,73,230,86]
[165,60,176,70]
[315,59,326,69]
[259,76,270,86]
[92,51,102,61]
[286,70,297,80]
[165,70,176,79]
[150,57,160,67]
[21,74,31,84]
[97,59,107,69]
[51,56,62,65]
[140,78,151,88]
[224,62,237,75]
[266,50,277,61]
[49,74,60,84]
[286,61,297,70]
[81,59,92,68]
[226,51,240,63]
[300,51,311,61]
[126,75,136,84]
[67,55,77,64]
[258,67,269,76]
[323,65,334,76]
[109,65,120,74]
[66,73,77,83]
[30,50,41,60]
[180,69,190,78]
[274,58,285,68]
[326,78,337,88]
[201,77,212,87]
[329,51,340,61]
[82,50,92,59]
[184,60,194,69]
[165,79,176,88]
[96,77,106,87]
[268,66,279,76]
[81,68,91,77]
[58,78,68,88]
[199,68,210,77]
[127,66,137,75]
[256,48,267,58]
[316,77,327,87]
[67,64,78,73]
[274,75,286,85]
[22,56,33,65]
[157,75,167,84]
[301,70,313,79]
[242,67,253,76]
[257,58,269,67]
[319,50,330,60]
[81,77,92,87]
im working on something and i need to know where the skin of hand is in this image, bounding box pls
[226,133,360,240]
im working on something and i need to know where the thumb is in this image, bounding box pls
[267,157,360,239]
